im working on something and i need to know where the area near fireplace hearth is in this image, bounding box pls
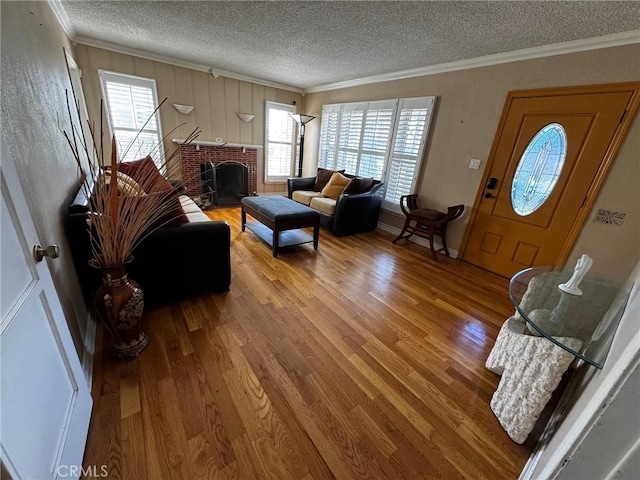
[175,140,259,207]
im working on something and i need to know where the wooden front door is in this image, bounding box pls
[462,83,639,278]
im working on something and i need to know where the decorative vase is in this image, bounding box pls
[91,261,149,358]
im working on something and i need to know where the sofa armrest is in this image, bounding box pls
[130,221,231,306]
[68,166,100,214]
[332,188,383,236]
[287,177,316,198]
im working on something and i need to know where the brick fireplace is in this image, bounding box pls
[177,143,258,200]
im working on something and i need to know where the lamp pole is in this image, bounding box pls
[290,114,316,177]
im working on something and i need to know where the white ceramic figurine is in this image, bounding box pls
[558,254,593,296]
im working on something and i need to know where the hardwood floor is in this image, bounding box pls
[83,206,534,479]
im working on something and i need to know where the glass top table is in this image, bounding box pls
[509,266,632,368]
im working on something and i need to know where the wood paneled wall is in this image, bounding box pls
[74,45,303,193]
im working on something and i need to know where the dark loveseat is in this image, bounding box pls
[67,174,231,308]
[287,173,383,236]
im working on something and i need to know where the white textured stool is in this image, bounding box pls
[486,316,582,443]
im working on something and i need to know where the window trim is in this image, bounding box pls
[98,69,165,166]
[264,100,297,183]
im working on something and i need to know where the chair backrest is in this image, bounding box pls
[445,204,465,221]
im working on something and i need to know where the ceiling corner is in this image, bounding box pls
[47,0,76,40]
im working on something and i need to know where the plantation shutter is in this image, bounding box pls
[316,96,435,210]
[265,101,296,182]
[99,70,164,165]
[384,97,435,210]
[336,103,365,175]
[358,100,396,180]
[318,105,340,170]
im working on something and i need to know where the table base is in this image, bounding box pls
[486,316,582,443]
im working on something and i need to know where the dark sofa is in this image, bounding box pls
[67,174,231,308]
[287,173,383,236]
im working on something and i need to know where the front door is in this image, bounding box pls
[1,145,92,479]
[462,83,639,278]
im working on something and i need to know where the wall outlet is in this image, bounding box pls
[469,158,481,169]
[215,137,223,143]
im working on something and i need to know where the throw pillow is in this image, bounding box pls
[314,168,345,192]
[102,173,141,197]
[118,155,166,192]
[116,171,146,195]
[344,177,375,195]
[119,156,188,225]
[153,188,189,227]
[321,172,352,199]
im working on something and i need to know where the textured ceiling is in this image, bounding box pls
[60,1,640,90]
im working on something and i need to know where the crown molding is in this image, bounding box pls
[305,30,640,94]
[72,36,305,94]
[47,0,76,39]
[50,0,638,99]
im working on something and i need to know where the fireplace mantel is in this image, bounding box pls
[172,138,262,150]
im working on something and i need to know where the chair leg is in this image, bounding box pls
[441,227,450,257]
[392,219,412,244]
[428,227,438,261]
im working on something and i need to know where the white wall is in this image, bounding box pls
[1,1,88,358]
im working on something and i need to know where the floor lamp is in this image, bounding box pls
[290,114,316,177]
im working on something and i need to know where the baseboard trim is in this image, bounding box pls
[518,371,577,480]
[81,312,97,389]
[377,222,459,258]
[259,191,288,197]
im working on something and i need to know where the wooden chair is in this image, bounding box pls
[392,195,464,261]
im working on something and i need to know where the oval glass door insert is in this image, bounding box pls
[512,123,567,216]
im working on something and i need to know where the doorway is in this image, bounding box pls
[461,83,640,278]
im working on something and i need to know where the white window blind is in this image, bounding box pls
[318,96,434,211]
[265,101,296,182]
[319,101,396,178]
[98,70,164,166]
[336,103,364,174]
[360,100,396,180]
[318,105,340,171]
[384,97,434,209]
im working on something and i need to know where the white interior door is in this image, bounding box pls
[1,145,92,479]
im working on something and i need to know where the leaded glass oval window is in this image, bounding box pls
[511,123,567,216]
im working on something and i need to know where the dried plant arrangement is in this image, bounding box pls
[61,83,200,269]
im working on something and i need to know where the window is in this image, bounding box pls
[318,97,435,211]
[98,70,164,166]
[265,101,296,182]
[385,98,433,206]
[511,123,567,216]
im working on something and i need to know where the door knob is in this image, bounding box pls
[33,244,60,262]
[484,192,495,199]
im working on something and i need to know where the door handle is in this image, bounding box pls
[33,244,60,262]
[484,192,495,199]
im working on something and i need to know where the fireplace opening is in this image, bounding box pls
[201,161,249,207]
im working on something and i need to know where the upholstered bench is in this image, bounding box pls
[241,196,320,257]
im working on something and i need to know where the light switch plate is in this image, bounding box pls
[469,158,481,169]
